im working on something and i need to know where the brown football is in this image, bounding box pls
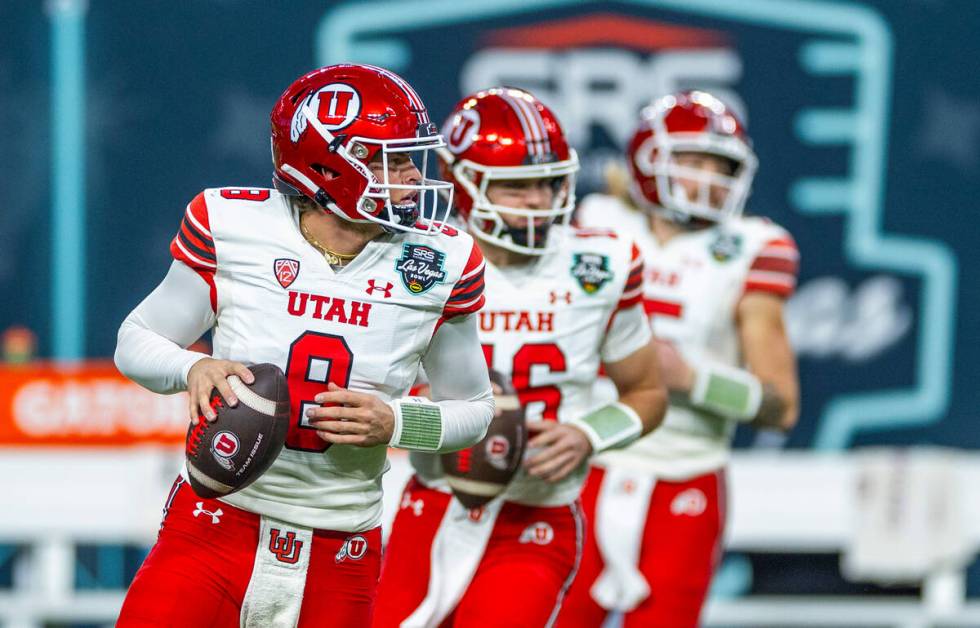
[442,371,526,509]
[185,363,290,499]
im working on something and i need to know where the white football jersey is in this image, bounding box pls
[412,225,651,506]
[577,194,799,480]
[171,187,485,531]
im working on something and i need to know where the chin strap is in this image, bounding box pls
[379,202,421,234]
[503,223,550,250]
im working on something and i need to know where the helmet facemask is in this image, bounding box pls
[451,151,579,255]
[633,134,757,225]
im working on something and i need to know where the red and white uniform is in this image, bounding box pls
[558,194,799,628]
[115,188,491,626]
[374,226,652,628]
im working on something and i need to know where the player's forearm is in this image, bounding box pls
[114,261,215,395]
[581,340,667,453]
[387,388,493,453]
[686,361,796,431]
[750,382,797,432]
[115,314,206,394]
[393,314,494,452]
[617,382,668,436]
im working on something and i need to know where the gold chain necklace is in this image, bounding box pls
[300,215,359,266]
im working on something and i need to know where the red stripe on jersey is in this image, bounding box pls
[444,241,487,319]
[629,242,642,264]
[745,279,795,298]
[616,249,645,308]
[460,240,485,278]
[574,228,618,239]
[644,298,684,318]
[186,192,212,235]
[745,235,799,299]
[616,293,643,311]
[751,237,799,267]
[169,192,217,312]
[750,256,798,275]
[171,193,216,268]
[625,266,643,288]
[763,237,796,250]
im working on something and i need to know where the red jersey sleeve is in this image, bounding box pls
[442,240,486,320]
[169,192,217,310]
[616,242,645,311]
[744,234,800,298]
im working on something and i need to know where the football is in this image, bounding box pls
[442,371,527,509]
[185,363,290,499]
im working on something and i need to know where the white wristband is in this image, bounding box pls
[689,362,763,422]
[568,402,643,454]
[388,397,444,451]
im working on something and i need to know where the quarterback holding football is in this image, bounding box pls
[113,64,495,626]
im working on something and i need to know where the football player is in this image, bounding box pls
[113,64,495,626]
[373,87,668,627]
[557,91,800,627]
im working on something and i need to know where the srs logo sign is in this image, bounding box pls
[318,0,957,452]
[459,17,744,190]
[460,15,745,173]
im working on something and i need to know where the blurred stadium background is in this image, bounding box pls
[1,0,978,626]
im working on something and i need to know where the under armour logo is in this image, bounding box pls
[335,534,368,563]
[549,291,572,305]
[366,279,393,298]
[400,493,424,517]
[269,528,304,564]
[468,507,485,523]
[192,502,223,524]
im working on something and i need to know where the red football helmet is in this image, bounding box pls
[270,64,452,235]
[439,87,578,255]
[627,90,757,223]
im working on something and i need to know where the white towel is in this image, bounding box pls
[241,516,314,628]
[402,497,504,627]
[843,447,969,584]
[591,467,655,612]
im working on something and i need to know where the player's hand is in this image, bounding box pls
[523,421,593,483]
[655,339,695,392]
[308,383,395,447]
[186,358,255,424]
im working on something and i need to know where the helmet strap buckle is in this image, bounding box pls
[327,134,347,153]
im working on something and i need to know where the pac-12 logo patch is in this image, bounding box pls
[571,253,613,294]
[274,258,300,289]
[395,244,447,294]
